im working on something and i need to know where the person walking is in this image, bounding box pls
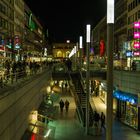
[93,111,100,135]
[59,99,64,113]
[100,112,106,132]
[65,99,70,112]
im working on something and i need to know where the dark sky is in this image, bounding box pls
[24,0,106,43]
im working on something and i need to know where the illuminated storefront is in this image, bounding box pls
[114,90,138,129]
[99,81,117,113]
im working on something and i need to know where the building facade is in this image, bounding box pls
[0,0,14,62]
[52,42,76,60]
[14,0,24,61]
[24,3,46,62]
[92,0,140,131]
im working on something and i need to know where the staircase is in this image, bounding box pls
[69,71,94,127]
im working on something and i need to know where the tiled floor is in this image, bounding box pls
[48,92,140,140]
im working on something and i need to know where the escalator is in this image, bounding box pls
[69,71,94,127]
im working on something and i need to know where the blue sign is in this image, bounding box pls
[126,51,133,57]
[113,90,137,104]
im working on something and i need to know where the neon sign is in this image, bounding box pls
[29,13,36,31]
[134,32,140,39]
[134,22,140,28]
[134,42,140,49]
[133,51,140,56]
[113,90,137,104]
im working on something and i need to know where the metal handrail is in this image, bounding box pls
[67,70,85,125]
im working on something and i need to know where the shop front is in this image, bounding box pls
[114,90,138,129]
[22,110,55,140]
[99,81,117,113]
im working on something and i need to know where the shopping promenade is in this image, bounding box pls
[48,91,140,140]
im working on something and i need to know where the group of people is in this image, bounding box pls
[59,99,70,113]
[93,111,106,134]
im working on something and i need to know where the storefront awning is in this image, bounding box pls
[113,90,138,104]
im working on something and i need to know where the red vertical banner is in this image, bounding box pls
[31,133,35,140]
[99,40,105,56]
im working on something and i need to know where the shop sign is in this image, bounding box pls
[134,22,140,28]
[133,51,140,56]
[133,42,140,49]
[126,51,133,57]
[134,32,140,39]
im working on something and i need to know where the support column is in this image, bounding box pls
[86,42,90,134]
[106,23,114,140]
[138,93,140,131]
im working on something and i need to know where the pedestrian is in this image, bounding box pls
[131,61,136,71]
[0,77,3,88]
[59,99,64,113]
[93,111,100,135]
[65,82,68,92]
[65,99,70,112]
[100,112,106,132]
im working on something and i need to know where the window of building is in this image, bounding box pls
[133,1,135,9]
[135,0,138,6]
[135,12,138,21]
[128,4,131,12]
[138,10,140,19]
[128,17,130,25]
[0,17,2,27]
[131,2,133,10]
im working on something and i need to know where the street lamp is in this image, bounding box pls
[79,36,83,69]
[106,0,114,140]
[85,24,91,135]
[74,45,77,70]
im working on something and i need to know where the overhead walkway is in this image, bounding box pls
[51,63,106,81]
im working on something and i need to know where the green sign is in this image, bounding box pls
[29,13,36,31]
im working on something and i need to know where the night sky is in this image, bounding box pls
[24,0,106,43]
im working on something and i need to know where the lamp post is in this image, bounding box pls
[74,45,77,71]
[85,24,91,135]
[106,0,114,140]
[79,36,83,69]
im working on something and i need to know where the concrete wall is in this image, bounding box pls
[114,70,140,95]
[0,70,51,140]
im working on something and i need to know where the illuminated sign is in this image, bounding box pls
[126,51,133,57]
[134,22,140,28]
[29,13,36,31]
[113,90,137,104]
[134,42,140,49]
[134,32,140,39]
[133,51,140,56]
[107,0,114,23]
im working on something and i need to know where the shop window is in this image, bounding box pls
[124,102,138,129]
